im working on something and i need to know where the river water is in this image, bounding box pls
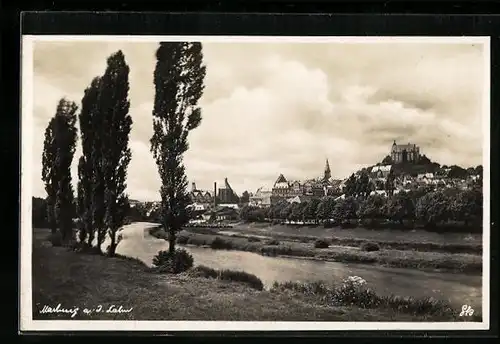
[111,222,482,310]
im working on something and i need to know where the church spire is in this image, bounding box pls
[324,158,331,182]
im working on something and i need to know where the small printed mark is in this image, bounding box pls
[459,304,474,316]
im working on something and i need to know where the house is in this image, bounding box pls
[187,203,208,211]
[218,203,239,210]
[287,195,303,204]
[249,187,272,207]
[369,190,388,197]
[335,194,346,201]
[370,165,392,179]
[189,182,214,205]
[213,207,239,221]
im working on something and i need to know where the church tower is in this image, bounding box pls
[324,158,331,182]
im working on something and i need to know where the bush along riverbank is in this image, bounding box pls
[33,231,480,322]
[149,227,482,275]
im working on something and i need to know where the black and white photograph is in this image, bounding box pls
[20,35,490,331]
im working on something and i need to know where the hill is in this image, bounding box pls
[368,154,482,179]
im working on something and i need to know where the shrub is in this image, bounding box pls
[210,237,233,250]
[190,265,264,291]
[47,231,63,247]
[360,242,380,252]
[247,236,261,242]
[176,235,189,245]
[271,276,455,317]
[330,276,381,308]
[270,280,331,296]
[266,239,280,245]
[314,239,330,248]
[152,248,194,274]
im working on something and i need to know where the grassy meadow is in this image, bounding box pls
[32,228,481,322]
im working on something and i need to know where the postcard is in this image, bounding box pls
[20,35,490,332]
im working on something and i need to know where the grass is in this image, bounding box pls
[150,227,482,275]
[188,265,264,291]
[32,231,476,321]
[230,223,482,255]
[270,281,482,321]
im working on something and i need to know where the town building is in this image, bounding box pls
[391,140,420,164]
[370,165,392,179]
[249,187,272,207]
[217,178,239,204]
[270,159,337,204]
[189,182,213,205]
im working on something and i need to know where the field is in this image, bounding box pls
[231,222,482,247]
[149,223,483,274]
[31,229,480,322]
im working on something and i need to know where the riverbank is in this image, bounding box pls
[149,227,482,275]
[228,223,483,255]
[32,232,479,321]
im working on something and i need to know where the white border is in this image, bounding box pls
[20,35,491,332]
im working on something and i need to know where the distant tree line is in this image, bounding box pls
[239,187,483,233]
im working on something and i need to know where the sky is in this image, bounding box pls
[30,39,486,201]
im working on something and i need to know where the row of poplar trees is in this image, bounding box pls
[41,42,206,256]
[42,50,132,255]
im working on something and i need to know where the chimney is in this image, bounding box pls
[192,182,197,192]
[213,182,217,207]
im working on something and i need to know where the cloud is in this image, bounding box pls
[30,40,486,201]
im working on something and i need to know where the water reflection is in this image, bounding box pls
[113,222,482,310]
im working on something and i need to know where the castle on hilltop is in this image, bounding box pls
[391,140,420,164]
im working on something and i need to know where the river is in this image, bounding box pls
[110,222,482,311]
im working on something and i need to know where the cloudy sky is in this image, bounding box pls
[29,39,486,201]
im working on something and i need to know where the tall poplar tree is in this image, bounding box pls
[42,119,58,237]
[42,98,78,244]
[77,77,101,247]
[150,42,206,253]
[100,50,133,256]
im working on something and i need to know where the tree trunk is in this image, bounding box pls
[96,227,106,254]
[168,228,176,254]
[108,229,117,257]
[87,227,95,248]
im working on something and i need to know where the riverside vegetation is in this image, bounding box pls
[149,226,482,275]
[33,228,481,321]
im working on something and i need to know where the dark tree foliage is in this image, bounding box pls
[332,196,358,224]
[358,194,387,222]
[32,197,49,228]
[303,198,320,223]
[316,196,336,223]
[77,77,101,247]
[344,174,357,197]
[240,191,250,204]
[385,170,396,196]
[386,191,415,224]
[449,189,483,227]
[355,172,371,198]
[42,98,78,244]
[90,81,107,252]
[381,155,393,165]
[99,51,133,256]
[42,119,58,235]
[151,42,206,254]
[415,191,450,228]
